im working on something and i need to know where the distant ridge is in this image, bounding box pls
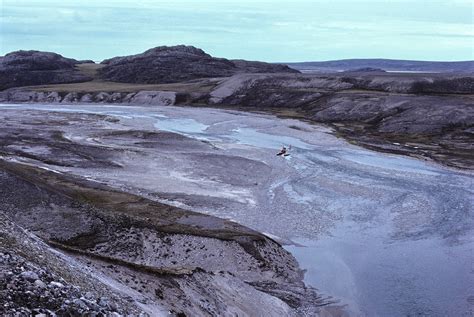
[285,59,474,73]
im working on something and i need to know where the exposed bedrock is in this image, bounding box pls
[0,50,92,90]
[98,45,298,84]
[0,89,177,106]
[207,74,474,169]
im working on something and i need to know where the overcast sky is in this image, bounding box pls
[1,0,473,62]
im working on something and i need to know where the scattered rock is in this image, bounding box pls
[34,280,47,288]
[20,271,39,281]
[0,250,133,316]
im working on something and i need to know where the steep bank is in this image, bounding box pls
[0,160,329,316]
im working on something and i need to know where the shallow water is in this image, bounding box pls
[231,127,312,150]
[337,149,441,176]
[286,225,473,316]
[154,117,209,134]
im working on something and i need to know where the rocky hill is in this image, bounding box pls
[98,45,298,84]
[0,50,92,90]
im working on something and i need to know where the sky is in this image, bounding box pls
[1,0,473,62]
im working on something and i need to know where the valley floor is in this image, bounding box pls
[0,103,473,316]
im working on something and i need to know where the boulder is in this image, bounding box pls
[45,92,61,103]
[109,92,123,102]
[19,271,38,281]
[129,91,176,106]
[80,93,93,103]
[62,92,80,103]
[94,92,111,103]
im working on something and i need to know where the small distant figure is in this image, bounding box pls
[276,146,290,157]
[276,146,287,156]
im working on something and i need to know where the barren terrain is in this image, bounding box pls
[0,103,472,316]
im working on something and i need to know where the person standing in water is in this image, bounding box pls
[277,146,290,156]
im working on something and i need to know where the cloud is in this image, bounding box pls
[1,0,472,61]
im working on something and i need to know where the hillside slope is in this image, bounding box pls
[98,45,298,84]
[0,50,92,90]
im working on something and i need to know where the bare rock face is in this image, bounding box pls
[62,92,80,103]
[99,45,298,84]
[79,93,93,103]
[94,92,111,103]
[0,50,92,90]
[45,92,61,103]
[0,89,179,107]
[410,77,474,94]
[129,91,176,106]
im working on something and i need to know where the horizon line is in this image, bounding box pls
[2,47,474,64]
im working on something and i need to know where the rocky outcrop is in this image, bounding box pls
[98,45,298,84]
[0,50,92,90]
[231,59,299,73]
[0,50,78,70]
[207,73,474,168]
[0,89,177,106]
[209,74,351,106]
[214,74,472,125]
[410,77,474,94]
[207,72,474,104]
[129,90,176,105]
